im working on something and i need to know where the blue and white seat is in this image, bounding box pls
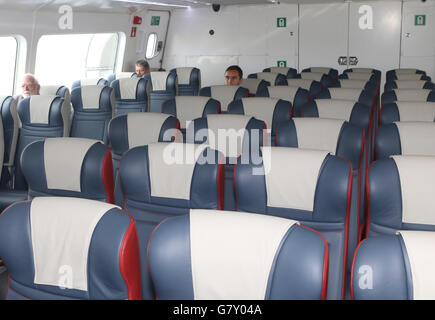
[106,72,137,83]
[366,155,435,236]
[317,88,375,108]
[241,78,270,96]
[352,230,435,300]
[120,142,224,299]
[263,66,298,79]
[0,96,18,189]
[71,78,108,89]
[302,67,339,80]
[39,85,71,105]
[380,101,435,125]
[286,79,323,99]
[70,85,115,143]
[384,80,435,92]
[170,67,201,96]
[110,77,148,115]
[199,85,249,113]
[0,197,141,300]
[381,89,435,104]
[21,137,114,203]
[342,68,381,80]
[148,209,329,300]
[256,85,309,117]
[386,68,430,82]
[297,72,334,88]
[144,71,177,113]
[234,147,352,300]
[248,72,288,86]
[336,79,378,95]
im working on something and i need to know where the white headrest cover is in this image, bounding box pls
[309,67,331,74]
[301,72,323,81]
[127,112,170,148]
[286,79,313,90]
[262,146,328,211]
[80,78,105,86]
[267,86,299,103]
[240,97,279,130]
[148,142,207,200]
[329,88,362,101]
[398,231,435,300]
[29,95,58,124]
[395,68,418,74]
[44,138,100,192]
[176,67,194,85]
[189,209,297,299]
[394,80,426,89]
[116,72,135,79]
[30,197,120,291]
[396,102,435,122]
[394,89,431,102]
[349,68,373,73]
[345,73,373,81]
[119,78,140,100]
[269,67,290,74]
[339,79,367,89]
[241,78,263,94]
[39,86,64,96]
[256,72,279,84]
[293,118,344,155]
[175,96,211,129]
[206,114,252,158]
[210,85,240,112]
[150,71,170,91]
[392,155,435,225]
[80,85,104,109]
[395,74,423,81]
[394,122,435,156]
[315,99,356,121]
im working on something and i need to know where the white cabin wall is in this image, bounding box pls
[163,4,298,86]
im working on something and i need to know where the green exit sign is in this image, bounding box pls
[277,60,287,67]
[415,15,426,26]
[277,17,286,28]
[151,16,160,26]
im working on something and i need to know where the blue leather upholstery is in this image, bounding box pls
[297,73,334,88]
[170,67,201,96]
[317,88,375,107]
[21,138,114,203]
[70,85,114,143]
[199,85,249,113]
[384,80,435,91]
[0,198,141,300]
[71,78,108,89]
[106,72,138,83]
[234,148,352,300]
[14,96,70,190]
[0,96,18,188]
[380,102,435,125]
[351,234,412,300]
[263,67,298,79]
[241,78,270,96]
[382,90,435,104]
[110,78,148,115]
[148,210,329,300]
[143,72,177,113]
[247,72,288,86]
[341,69,381,83]
[303,67,339,80]
[119,144,224,299]
[256,86,309,117]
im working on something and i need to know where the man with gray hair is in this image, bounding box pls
[135,59,150,77]
[15,74,40,104]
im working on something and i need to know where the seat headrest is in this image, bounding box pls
[21,137,114,202]
[338,79,368,89]
[172,96,216,129]
[328,88,363,101]
[308,67,333,74]
[117,77,142,99]
[393,80,428,89]
[73,78,108,88]
[394,89,431,102]
[175,67,194,85]
[241,78,270,94]
[347,68,374,74]
[394,122,435,156]
[39,85,70,100]
[209,85,241,112]
[74,85,113,110]
[343,73,374,81]
[148,71,173,91]
[300,72,324,82]
[314,99,356,121]
[0,197,140,299]
[266,86,299,102]
[255,72,280,84]
[286,79,314,90]
[148,209,328,299]
[236,97,283,130]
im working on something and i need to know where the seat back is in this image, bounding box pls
[234,146,352,299]
[227,97,291,139]
[384,80,435,91]
[0,197,140,300]
[0,96,18,186]
[241,78,270,96]
[110,77,148,115]
[337,79,377,94]
[120,142,224,299]
[317,88,374,107]
[380,101,435,124]
[199,85,249,112]
[382,89,435,104]
[367,155,435,236]
[148,209,329,300]
[386,68,429,82]
[70,85,115,143]
[107,72,137,83]
[299,72,334,88]
[248,72,288,86]
[21,137,114,203]
[303,67,339,79]
[343,68,381,80]
[39,85,71,105]
[71,78,108,89]
[256,85,308,116]
[286,79,323,98]
[170,67,201,96]
[15,95,71,190]
[352,231,435,300]
[144,71,177,112]
[263,67,298,79]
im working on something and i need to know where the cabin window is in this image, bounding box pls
[35,33,121,88]
[0,36,18,96]
[145,33,158,59]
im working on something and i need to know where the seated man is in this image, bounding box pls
[225,65,243,86]
[15,74,40,104]
[135,59,150,77]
